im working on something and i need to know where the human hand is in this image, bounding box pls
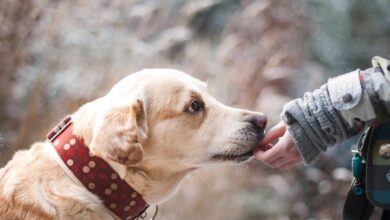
[253,121,303,170]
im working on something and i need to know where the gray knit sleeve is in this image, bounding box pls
[282,84,356,165]
[283,58,390,165]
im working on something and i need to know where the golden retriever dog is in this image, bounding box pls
[0,69,267,220]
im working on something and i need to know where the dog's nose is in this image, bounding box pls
[248,114,267,130]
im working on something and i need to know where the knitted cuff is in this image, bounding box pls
[281,85,353,165]
[282,100,323,165]
[286,121,322,165]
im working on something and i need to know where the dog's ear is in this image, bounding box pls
[89,99,148,166]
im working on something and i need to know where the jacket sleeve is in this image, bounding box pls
[282,56,390,165]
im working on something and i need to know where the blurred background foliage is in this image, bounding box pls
[0,0,389,219]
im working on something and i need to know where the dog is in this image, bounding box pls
[0,69,267,220]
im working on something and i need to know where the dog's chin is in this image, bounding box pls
[211,149,254,163]
[210,133,264,164]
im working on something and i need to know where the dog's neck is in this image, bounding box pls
[71,102,190,205]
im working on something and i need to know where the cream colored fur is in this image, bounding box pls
[0,69,265,220]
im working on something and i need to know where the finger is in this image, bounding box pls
[258,155,285,168]
[254,148,279,162]
[254,144,284,165]
[253,143,272,153]
[279,160,303,170]
[269,154,299,168]
[273,148,301,167]
[266,157,288,168]
[259,121,286,145]
[273,142,303,170]
[262,133,298,167]
[255,128,299,166]
[256,133,293,163]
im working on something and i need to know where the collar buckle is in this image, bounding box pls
[47,115,72,142]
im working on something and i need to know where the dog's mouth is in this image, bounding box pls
[210,129,264,163]
[211,150,253,163]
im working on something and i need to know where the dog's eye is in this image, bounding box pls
[188,100,203,113]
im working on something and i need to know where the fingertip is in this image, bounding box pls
[260,123,286,144]
[254,144,273,153]
[264,143,272,151]
[253,150,264,160]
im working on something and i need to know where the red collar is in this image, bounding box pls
[47,116,148,220]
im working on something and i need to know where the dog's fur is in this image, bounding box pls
[0,69,266,220]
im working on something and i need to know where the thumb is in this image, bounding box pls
[260,121,286,145]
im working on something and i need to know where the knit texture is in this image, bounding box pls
[282,85,355,165]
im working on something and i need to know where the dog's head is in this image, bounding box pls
[73,69,266,201]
